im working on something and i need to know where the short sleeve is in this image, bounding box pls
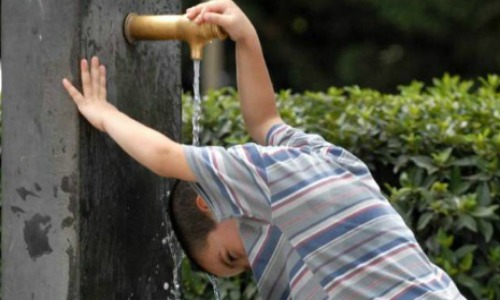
[265,123,369,174]
[183,144,272,223]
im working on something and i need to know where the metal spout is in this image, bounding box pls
[124,13,227,60]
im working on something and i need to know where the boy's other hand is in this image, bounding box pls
[62,56,117,132]
[186,0,256,44]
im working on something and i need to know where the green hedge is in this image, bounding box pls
[181,74,500,300]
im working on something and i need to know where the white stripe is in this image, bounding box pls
[326,240,414,296]
[272,170,355,217]
[303,213,401,261]
[248,224,271,262]
[290,199,382,246]
[259,234,287,283]
[292,266,314,295]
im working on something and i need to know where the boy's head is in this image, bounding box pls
[169,181,250,277]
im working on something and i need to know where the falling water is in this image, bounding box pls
[192,60,202,146]
[192,60,222,300]
[206,274,221,300]
[159,61,218,299]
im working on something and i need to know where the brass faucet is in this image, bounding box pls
[124,13,227,60]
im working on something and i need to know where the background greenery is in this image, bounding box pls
[182,0,500,93]
[181,75,500,299]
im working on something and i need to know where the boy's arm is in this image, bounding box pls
[62,57,196,181]
[187,0,282,145]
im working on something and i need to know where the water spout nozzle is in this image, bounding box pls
[124,13,227,60]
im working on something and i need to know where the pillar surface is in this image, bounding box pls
[2,0,182,299]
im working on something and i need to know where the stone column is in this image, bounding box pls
[2,0,181,299]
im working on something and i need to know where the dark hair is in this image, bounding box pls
[168,180,217,270]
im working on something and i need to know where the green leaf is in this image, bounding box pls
[410,156,439,174]
[477,219,494,242]
[451,156,478,167]
[456,273,480,289]
[459,251,474,272]
[476,182,491,206]
[456,214,477,232]
[453,181,472,195]
[471,205,499,218]
[472,265,490,278]
[417,212,434,230]
[455,245,477,258]
[464,173,492,181]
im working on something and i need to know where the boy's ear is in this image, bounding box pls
[195,195,211,213]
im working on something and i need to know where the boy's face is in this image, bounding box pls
[193,218,250,277]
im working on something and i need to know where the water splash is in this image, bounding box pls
[163,187,184,300]
[206,274,221,300]
[192,60,202,146]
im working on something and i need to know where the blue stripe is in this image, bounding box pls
[253,226,282,280]
[320,237,411,286]
[200,148,241,215]
[290,259,305,280]
[240,146,269,203]
[266,123,285,145]
[328,146,344,157]
[288,196,373,241]
[278,286,291,300]
[272,167,348,202]
[375,269,448,299]
[348,165,370,176]
[295,203,395,256]
[262,148,302,165]
[397,273,451,300]
[242,144,268,181]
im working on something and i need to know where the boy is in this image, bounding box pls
[62,0,465,299]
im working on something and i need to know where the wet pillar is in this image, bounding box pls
[2,0,181,299]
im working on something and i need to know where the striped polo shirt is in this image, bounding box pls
[184,123,465,299]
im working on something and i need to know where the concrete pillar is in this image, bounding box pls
[2,0,181,299]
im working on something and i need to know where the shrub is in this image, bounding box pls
[181,74,500,300]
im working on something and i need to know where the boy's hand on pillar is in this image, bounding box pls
[62,56,117,132]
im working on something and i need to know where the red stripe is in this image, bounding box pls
[326,243,418,292]
[280,188,363,228]
[290,265,308,289]
[269,125,287,145]
[305,284,322,300]
[389,269,444,300]
[269,159,325,187]
[273,172,354,211]
[296,203,386,248]
[267,249,295,297]
[252,226,273,266]
[210,150,249,216]
[314,224,402,274]
[363,260,425,296]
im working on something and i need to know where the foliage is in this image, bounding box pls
[180,259,259,300]
[181,75,500,299]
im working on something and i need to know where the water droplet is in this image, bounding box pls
[163,282,170,290]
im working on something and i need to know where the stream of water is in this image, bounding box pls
[164,60,221,299]
[192,59,222,300]
[192,60,202,147]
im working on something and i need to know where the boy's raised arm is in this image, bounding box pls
[187,0,283,145]
[62,57,196,181]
